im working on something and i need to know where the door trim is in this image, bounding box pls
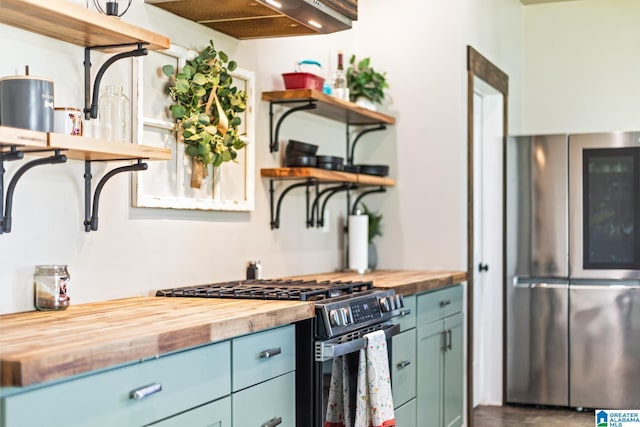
[466,46,509,425]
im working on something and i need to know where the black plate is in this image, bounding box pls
[356,164,389,177]
[286,140,318,156]
[285,153,317,167]
[316,155,344,171]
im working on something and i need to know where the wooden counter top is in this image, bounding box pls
[0,270,466,388]
[286,269,468,296]
[0,297,314,387]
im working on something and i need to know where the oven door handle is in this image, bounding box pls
[315,323,400,362]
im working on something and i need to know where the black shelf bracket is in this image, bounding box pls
[1,149,67,234]
[310,184,357,228]
[269,179,312,229]
[308,183,344,227]
[268,100,317,152]
[84,159,148,232]
[346,123,387,165]
[84,42,148,120]
[351,186,387,215]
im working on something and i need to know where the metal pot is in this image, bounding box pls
[0,75,54,132]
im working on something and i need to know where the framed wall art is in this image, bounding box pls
[131,44,255,211]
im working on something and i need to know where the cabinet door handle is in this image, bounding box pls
[261,416,283,427]
[439,299,451,308]
[397,360,412,369]
[447,329,453,351]
[260,347,282,359]
[129,383,162,400]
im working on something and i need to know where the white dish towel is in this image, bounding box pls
[354,330,396,427]
[325,355,354,427]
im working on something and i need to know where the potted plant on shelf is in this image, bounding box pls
[361,203,383,270]
[162,41,248,189]
[346,55,389,111]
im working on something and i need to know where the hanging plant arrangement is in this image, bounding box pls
[162,41,248,188]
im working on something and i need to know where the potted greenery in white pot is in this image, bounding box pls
[346,55,389,111]
[162,41,248,188]
[361,203,383,270]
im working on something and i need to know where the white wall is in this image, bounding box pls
[0,0,523,329]
[522,0,640,133]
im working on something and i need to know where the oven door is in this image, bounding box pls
[298,322,400,427]
[569,132,640,279]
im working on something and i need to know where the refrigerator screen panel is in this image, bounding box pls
[583,147,640,269]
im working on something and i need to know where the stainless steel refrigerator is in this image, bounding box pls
[506,132,640,409]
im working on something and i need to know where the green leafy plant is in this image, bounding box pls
[361,203,383,243]
[162,41,247,168]
[347,55,388,104]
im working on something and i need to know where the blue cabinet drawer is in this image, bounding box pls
[396,294,416,332]
[231,324,295,392]
[232,372,296,427]
[2,341,231,427]
[148,396,231,427]
[417,284,463,327]
[394,398,417,427]
[391,328,417,407]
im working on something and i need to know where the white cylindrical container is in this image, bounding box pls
[348,214,368,273]
[99,85,130,142]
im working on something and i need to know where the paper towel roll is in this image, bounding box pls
[348,214,369,273]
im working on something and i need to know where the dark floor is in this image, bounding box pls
[474,405,594,427]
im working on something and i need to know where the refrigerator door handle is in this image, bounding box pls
[530,283,569,289]
[569,284,640,290]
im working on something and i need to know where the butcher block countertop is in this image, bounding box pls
[287,269,468,296]
[0,269,466,388]
[0,297,314,388]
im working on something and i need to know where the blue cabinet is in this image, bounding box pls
[231,324,296,426]
[148,397,231,427]
[416,284,464,427]
[1,341,230,427]
[0,325,296,427]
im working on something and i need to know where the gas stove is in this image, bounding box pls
[157,278,405,427]
[156,278,404,338]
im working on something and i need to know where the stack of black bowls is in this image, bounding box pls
[285,140,318,167]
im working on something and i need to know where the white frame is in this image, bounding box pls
[131,44,255,211]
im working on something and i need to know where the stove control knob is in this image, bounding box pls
[339,308,351,326]
[329,309,345,327]
[394,294,405,309]
[379,296,392,312]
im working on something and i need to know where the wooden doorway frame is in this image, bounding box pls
[466,46,509,426]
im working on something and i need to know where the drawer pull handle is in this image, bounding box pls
[262,416,283,427]
[260,347,282,359]
[439,299,451,308]
[129,383,162,400]
[399,309,412,317]
[397,360,412,369]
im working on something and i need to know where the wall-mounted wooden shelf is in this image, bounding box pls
[262,89,396,126]
[0,126,171,234]
[0,0,170,50]
[0,126,171,161]
[260,167,395,187]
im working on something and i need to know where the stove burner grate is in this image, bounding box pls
[156,279,374,301]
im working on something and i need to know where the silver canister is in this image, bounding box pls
[0,75,54,132]
[34,265,70,311]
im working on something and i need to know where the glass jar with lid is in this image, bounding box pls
[34,265,70,311]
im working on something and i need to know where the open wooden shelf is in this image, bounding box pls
[0,0,170,50]
[0,126,171,161]
[261,90,396,126]
[260,167,395,187]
